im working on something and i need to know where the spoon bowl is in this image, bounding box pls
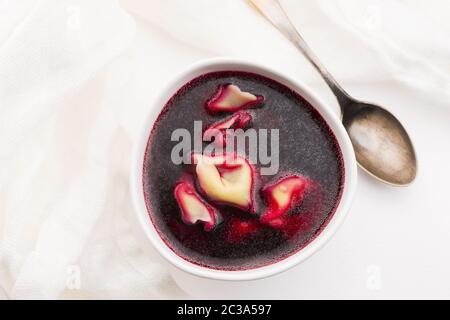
[342,101,417,185]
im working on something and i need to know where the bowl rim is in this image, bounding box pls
[130,57,357,281]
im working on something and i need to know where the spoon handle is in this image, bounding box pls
[248,0,353,109]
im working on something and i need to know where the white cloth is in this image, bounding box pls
[0,0,449,299]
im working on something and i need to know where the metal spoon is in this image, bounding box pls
[248,0,417,186]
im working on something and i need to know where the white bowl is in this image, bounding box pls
[131,57,357,282]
